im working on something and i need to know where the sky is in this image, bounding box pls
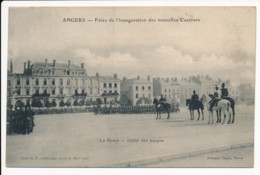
[8,7,256,85]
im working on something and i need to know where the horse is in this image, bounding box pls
[153,98,171,119]
[208,94,233,124]
[186,99,204,121]
[222,97,235,123]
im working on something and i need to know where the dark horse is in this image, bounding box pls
[153,98,171,119]
[186,99,204,120]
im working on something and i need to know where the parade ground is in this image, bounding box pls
[6,104,254,168]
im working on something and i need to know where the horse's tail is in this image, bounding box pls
[200,101,204,110]
[227,101,230,112]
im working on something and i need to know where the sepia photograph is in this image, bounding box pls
[1,1,258,174]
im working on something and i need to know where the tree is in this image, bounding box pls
[65,100,71,107]
[51,100,57,107]
[85,99,92,106]
[44,100,51,108]
[59,100,65,107]
[78,100,84,106]
[73,100,79,106]
[31,99,43,107]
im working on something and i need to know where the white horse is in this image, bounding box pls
[208,97,231,124]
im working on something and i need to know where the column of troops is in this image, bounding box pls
[94,104,180,115]
[31,107,95,115]
[7,105,35,135]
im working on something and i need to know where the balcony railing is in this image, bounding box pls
[101,92,119,97]
[73,92,87,97]
[32,93,50,98]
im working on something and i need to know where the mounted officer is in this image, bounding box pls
[209,86,221,110]
[191,90,199,108]
[221,83,229,98]
[159,94,166,104]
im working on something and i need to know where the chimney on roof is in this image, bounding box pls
[10,59,13,73]
[81,63,84,68]
[27,60,31,69]
[137,75,140,80]
[68,60,71,68]
[45,59,48,67]
[123,77,126,82]
[53,60,56,67]
[113,74,118,79]
[96,72,99,77]
[24,62,26,71]
[147,75,150,81]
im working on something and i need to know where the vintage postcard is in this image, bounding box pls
[2,3,257,172]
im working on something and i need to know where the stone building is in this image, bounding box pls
[153,75,239,105]
[153,77,201,105]
[87,73,120,105]
[8,59,88,108]
[120,76,153,106]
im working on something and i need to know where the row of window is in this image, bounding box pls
[13,78,121,88]
[165,88,200,93]
[13,88,87,96]
[12,88,119,97]
[161,94,190,99]
[135,93,152,99]
[135,86,151,91]
[103,83,118,88]
[14,78,86,86]
[103,90,118,94]
[32,70,85,76]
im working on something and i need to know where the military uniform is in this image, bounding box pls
[7,107,15,134]
[209,87,221,110]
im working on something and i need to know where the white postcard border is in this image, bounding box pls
[1,1,259,175]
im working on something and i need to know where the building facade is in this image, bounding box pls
[8,59,89,108]
[87,73,120,105]
[120,76,153,105]
[7,59,239,108]
[7,59,121,108]
[153,75,239,105]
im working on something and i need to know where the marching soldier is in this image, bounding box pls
[25,105,35,134]
[7,105,15,135]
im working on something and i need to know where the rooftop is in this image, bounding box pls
[125,77,152,84]
[31,62,85,71]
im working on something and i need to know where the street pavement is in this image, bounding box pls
[144,145,254,168]
[6,105,254,167]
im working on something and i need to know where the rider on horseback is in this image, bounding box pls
[209,86,221,110]
[191,90,199,108]
[221,83,229,98]
[191,90,199,102]
[159,94,166,104]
